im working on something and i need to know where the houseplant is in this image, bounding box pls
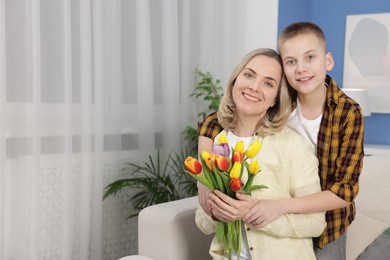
[183,69,224,154]
[103,149,196,218]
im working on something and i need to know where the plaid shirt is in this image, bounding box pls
[197,75,364,248]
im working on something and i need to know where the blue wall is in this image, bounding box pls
[278,0,390,145]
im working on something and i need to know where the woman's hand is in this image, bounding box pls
[209,190,256,222]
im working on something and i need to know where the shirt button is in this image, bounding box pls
[246,227,250,231]
[250,247,254,251]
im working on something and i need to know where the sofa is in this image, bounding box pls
[131,146,390,260]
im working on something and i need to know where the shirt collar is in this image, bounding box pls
[325,75,341,109]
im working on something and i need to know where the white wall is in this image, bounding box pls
[197,0,279,87]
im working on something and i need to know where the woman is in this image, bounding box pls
[195,48,326,260]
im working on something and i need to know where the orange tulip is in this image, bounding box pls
[232,151,244,163]
[214,155,229,172]
[184,156,202,175]
[230,178,242,192]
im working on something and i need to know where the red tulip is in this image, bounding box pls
[230,178,242,192]
[184,156,202,175]
[232,151,244,163]
[214,155,229,172]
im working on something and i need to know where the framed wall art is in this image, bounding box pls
[343,12,390,113]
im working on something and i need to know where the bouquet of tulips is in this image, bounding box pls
[184,133,268,260]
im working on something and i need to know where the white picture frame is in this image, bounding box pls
[343,12,390,113]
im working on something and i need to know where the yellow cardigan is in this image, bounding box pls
[195,127,326,260]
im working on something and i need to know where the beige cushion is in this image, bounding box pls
[346,214,389,260]
[346,154,390,260]
[357,231,390,260]
[356,155,390,223]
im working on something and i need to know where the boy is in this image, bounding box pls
[197,22,364,259]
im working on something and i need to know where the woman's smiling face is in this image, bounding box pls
[232,54,282,119]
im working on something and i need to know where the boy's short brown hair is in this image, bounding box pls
[278,22,327,53]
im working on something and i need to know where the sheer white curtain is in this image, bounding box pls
[0,0,277,259]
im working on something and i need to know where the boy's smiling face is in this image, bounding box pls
[280,32,334,96]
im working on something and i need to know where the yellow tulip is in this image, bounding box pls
[234,141,245,154]
[230,162,241,179]
[201,151,211,162]
[201,151,214,172]
[217,134,228,145]
[245,140,261,158]
[248,160,260,175]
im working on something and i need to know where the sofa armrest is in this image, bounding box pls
[118,256,154,260]
[138,196,213,260]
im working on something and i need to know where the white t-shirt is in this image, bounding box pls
[287,99,322,152]
[226,131,255,154]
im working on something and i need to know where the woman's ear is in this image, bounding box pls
[326,52,335,71]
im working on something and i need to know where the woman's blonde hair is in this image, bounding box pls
[217,48,292,137]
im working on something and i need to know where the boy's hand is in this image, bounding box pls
[198,182,212,216]
[242,199,284,228]
[197,136,214,216]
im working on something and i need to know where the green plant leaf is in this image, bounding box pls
[216,222,225,243]
[182,69,223,153]
[103,149,197,219]
[248,184,268,192]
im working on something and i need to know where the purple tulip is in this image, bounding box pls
[212,143,230,157]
